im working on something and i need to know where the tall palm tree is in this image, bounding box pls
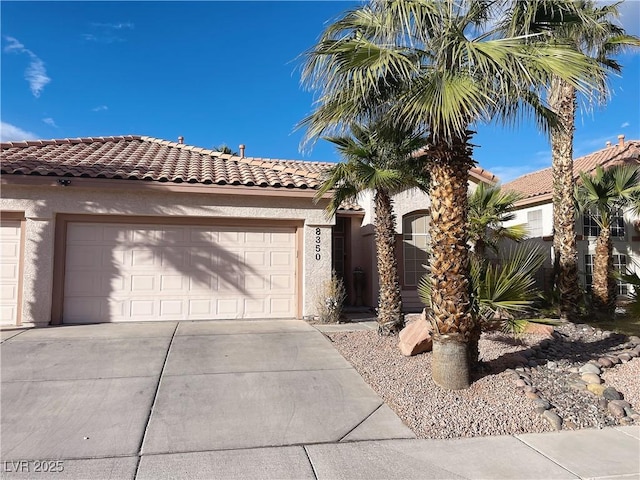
[502,0,640,322]
[468,183,526,260]
[315,121,430,335]
[575,165,640,315]
[301,0,602,389]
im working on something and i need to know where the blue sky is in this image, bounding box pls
[2,1,639,183]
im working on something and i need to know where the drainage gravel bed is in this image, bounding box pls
[326,321,640,439]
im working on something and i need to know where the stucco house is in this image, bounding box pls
[503,135,640,297]
[0,135,495,327]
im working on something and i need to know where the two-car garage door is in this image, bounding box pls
[63,222,297,323]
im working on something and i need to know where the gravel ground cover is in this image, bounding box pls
[326,322,640,439]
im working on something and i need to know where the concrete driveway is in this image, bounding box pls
[0,320,414,479]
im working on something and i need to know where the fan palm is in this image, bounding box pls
[314,121,430,335]
[575,164,640,315]
[419,244,546,334]
[301,0,603,389]
[468,183,526,260]
[502,0,640,322]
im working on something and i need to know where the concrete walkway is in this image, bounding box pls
[1,320,638,479]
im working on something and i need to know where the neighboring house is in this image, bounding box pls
[503,135,640,297]
[0,135,495,327]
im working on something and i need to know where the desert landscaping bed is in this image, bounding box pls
[326,321,640,439]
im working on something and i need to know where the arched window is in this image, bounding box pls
[403,212,430,286]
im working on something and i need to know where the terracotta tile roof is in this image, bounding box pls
[503,139,640,202]
[0,135,332,190]
[1,135,497,212]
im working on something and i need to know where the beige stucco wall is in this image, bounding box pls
[1,183,333,325]
[509,201,640,292]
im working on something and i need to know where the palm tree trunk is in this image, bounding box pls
[592,227,615,314]
[427,133,476,390]
[374,188,404,335]
[549,77,581,322]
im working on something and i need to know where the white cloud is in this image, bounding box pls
[42,117,57,127]
[3,36,51,97]
[83,22,134,43]
[0,122,38,142]
[92,105,108,112]
[621,122,630,128]
[91,22,134,30]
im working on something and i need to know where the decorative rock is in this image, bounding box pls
[634,344,640,355]
[507,370,520,380]
[624,407,638,417]
[602,387,623,401]
[398,320,433,356]
[515,379,527,388]
[568,366,580,374]
[610,400,631,409]
[619,417,634,425]
[581,373,602,384]
[607,356,621,365]
[586,383,606,396]
[547,361,558,370]
[533,398,551,410]
[597,357,614,368]
[628,350,638,358]
[628,335,640,345]
[598,398,609,410]
[569,381,587,391]
[618,353,632,363]
[608,402,626,418]
[525,391,540,400]
[523,322,555,336]
[528,360,538,368]
[543,410,563,430]
[524,385,537,394]
[579,363,601,375]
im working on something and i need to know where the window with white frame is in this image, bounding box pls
[403,213,430,286]
[527,209,543,237]
[583,209,625,238]
[584,253,629,296]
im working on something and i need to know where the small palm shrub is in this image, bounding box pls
[315,271,347,323]
[419,244,546,334]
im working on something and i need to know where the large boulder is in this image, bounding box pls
[522,322,555,337]
[399,313,433,356]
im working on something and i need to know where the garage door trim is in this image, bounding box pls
[52,214,304,324]
[1,211,25,326]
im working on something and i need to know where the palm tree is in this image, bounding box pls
[575,165,640,315]
[502,0,640,322]
[419,244,546,334]
[213,144,238,155]
[301,0,602,389]
[468,183,526,260]
[315,121,429,335]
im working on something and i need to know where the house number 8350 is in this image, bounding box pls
[315,228,321,260]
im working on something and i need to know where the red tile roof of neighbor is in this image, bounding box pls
[503,137,640,203]
[0,135,496,212]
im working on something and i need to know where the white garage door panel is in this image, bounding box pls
[63,223,296,323]
[0,220,21,325]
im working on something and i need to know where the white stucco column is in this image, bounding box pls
[21,216,55,326]
[303,224,333,318]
